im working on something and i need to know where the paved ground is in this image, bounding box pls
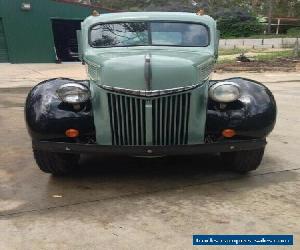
[0,63,299,250]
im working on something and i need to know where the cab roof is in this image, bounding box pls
[82,12,216,27]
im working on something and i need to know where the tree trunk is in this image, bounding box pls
[267,0,273,34]
[288,1,296,17]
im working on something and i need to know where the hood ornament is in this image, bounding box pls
[144,54,152,91]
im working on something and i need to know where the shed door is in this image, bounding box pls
[0,18,9,62]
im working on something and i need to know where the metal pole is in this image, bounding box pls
[276,18,281,35]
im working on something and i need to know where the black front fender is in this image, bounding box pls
[206,77,277,139]
[25,78,95,141]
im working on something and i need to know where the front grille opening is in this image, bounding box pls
[107,92,191,146]
[108,93,146,146]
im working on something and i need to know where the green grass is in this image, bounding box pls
[254,49,294,61]
[216,58,236,64]
[219,48,247,56]
[217,49,294,65]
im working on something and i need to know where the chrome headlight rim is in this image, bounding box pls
[209,82,241,103]
[57,83,91,104]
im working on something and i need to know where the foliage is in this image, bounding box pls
[287,27,300,36]
[254,49,293,61]
[91,0,300,18]
[246,34,300,38]
[91,0,178,10]
[215,8,263,38]
[88,0,299,38]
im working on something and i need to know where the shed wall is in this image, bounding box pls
[0,0,110,63]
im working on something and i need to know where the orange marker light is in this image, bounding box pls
[65,129,79,138]
[222,129,236,138]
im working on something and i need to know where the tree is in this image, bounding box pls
[88,0,300,18]
[267,0,273,33]
[216,8,263,38]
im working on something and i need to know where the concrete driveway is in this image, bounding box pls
[0,63,299,250]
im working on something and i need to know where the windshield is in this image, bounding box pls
[90,22,209,48]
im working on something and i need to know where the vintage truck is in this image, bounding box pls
[25,12,277,175]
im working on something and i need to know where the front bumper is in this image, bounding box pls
[32,139,267,156]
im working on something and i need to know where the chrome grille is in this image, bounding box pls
[107,92,191,146]
[152,93,191,146]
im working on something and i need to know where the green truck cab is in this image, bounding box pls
[25,12,277,175]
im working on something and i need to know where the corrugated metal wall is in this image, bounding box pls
[0,18,9,62]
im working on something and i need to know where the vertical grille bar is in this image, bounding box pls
[116,95,124,145]
[170,95,176,145]
[121,96,128,145]
[126,97,133,145]
[137,99,141,145]
[174,95,180,145]
[131,98,137,145]
[184,93,191,144]
[156,98,161,145]
[107,93,115,145]
[165,96,171,146]
[134,98,141,145]
[179,94,186,145]
[152,99,156,145]
[142,99,146,145]
[161,97,166,146]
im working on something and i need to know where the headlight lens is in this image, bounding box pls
[209,82,241,103]
[57,83,90,104]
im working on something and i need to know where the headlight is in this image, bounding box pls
[57,83,90,104]
[209,82,241,103]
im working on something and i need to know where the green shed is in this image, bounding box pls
[0,0,114,63]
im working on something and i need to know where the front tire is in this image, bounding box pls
[221,148,265,173]
[33,150,80,176]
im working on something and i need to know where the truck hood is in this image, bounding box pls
[86,50,214,90]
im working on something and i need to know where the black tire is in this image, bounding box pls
[221,148,265,173]
[33,150,80,176]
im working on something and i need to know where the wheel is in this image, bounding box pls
[33,150,80,176]
[221,148,265,173]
